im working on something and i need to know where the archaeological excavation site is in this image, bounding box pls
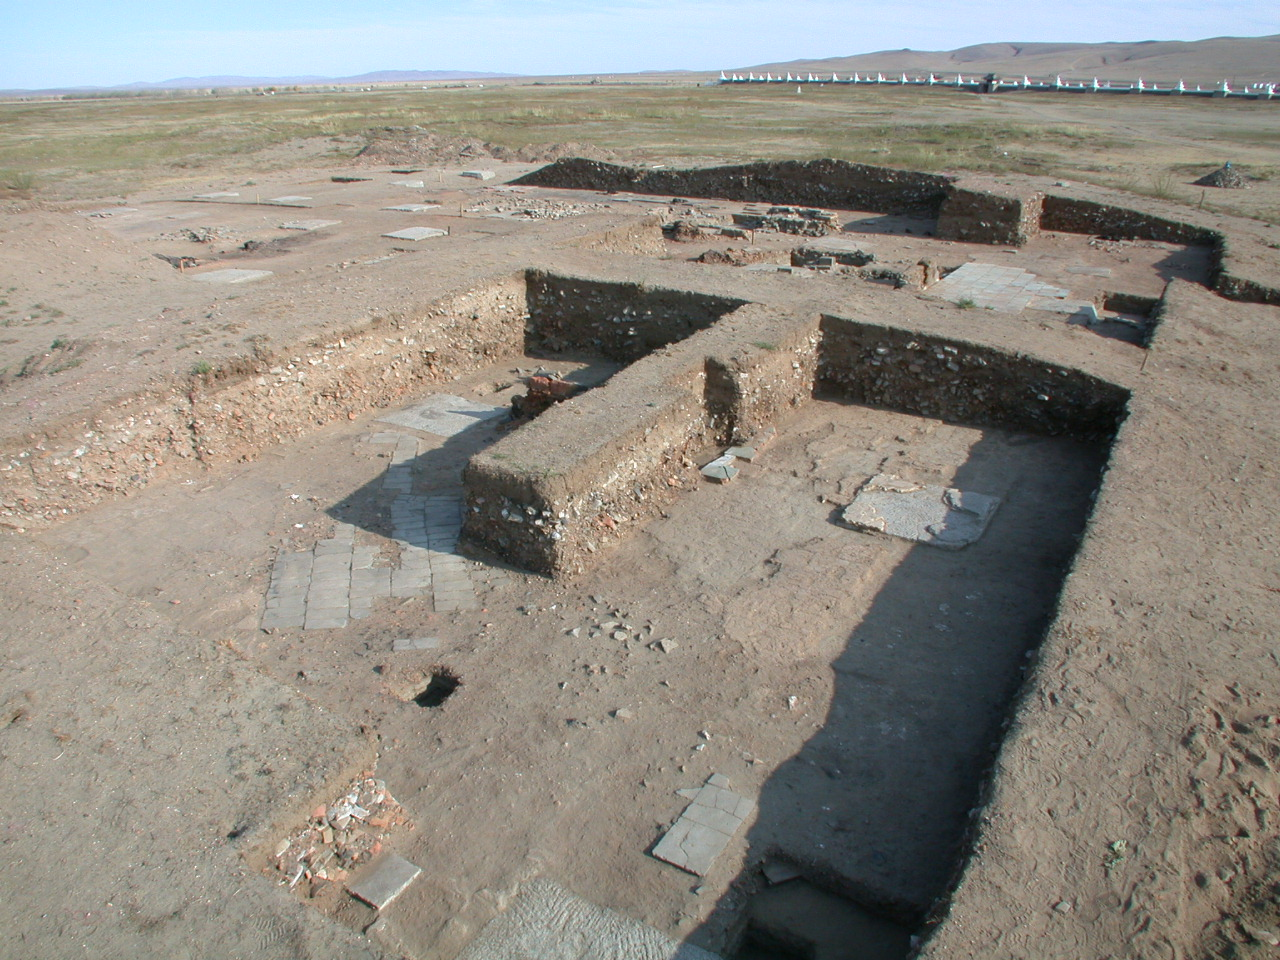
[2,150,1280,960]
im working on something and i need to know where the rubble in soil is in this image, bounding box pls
[732,206,839,237]
[464,196,613,220]
[511,374,583,419]
[664,219,717,241]
[695,247,784,266]
[267,773,413,903]
[155,226,243,244]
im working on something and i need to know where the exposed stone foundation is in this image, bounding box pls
[937,182,1044,246]
[463,291,821,576]
[524,271,746,361]
[459,272,1126,578]
[1040,195,1218,245]
[0,274,530,528]
[513,158,955,217]
[817,316,1129,439]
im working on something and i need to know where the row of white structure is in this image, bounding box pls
[717,71,1278,99]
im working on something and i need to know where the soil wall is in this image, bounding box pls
[465,271,1132,578]
[937,184,1044,246]
[525,270,747,361]
[1213,235,1280,305]
[817,315,1129,440]
[465,283,823,576]
[1040,195,1219,245]
[566,214,668,256]
[703,304,822,443]
[0,275,529,529]
[462,371,711,577]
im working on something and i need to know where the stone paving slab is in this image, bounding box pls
[383,204,441,213]
[279,219,342,231]
[377,395,504,438]
[457,878,719,960]
[347,853,422,911]
[652,774,754,877]
[839,473,1001,550]
[700,454,739,483]
[191,269,274,284]
[267,195,312,204]
[382,227,448,241]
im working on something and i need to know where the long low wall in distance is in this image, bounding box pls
[512,158,956,217]
[514,159,1280,305]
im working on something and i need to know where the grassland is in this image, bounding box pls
[1,82,1276,221]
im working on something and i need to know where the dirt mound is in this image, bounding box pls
[665,220,710,242]
[512,141,619,164]
[356,129,495,165]
[1195,163,1251,189]
[355,128,618,166]
[695,246,781,266]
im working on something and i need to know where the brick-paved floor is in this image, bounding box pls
[929,262,1099,319]
[262,429,480,630]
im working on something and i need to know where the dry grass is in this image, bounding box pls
[1,83,1276,221]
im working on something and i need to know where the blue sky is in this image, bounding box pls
[3,0,1277,89]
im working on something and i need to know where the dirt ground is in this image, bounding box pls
[2,151,1280,960]
[0,169,1204,435]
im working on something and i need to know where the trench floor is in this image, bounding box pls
[37,360,1107,957]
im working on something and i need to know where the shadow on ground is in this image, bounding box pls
[688,421,1106,959]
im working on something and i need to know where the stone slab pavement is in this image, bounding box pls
[838,473,1002,550]
[191,268,274,284]
[928,262,1070,312]
[652,774,755,877]
[261,418,480,629]
[383,227,448,242]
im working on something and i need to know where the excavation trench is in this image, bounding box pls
[443,271,1125,951]
[30,264,1126,957]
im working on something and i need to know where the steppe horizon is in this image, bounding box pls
[5,0,1278,90]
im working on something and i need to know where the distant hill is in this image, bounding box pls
[734,34,1280,84]
[13,70,515,94]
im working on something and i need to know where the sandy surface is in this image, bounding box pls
[2,153,1279,960]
